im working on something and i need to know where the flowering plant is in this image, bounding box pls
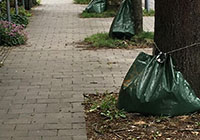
[0,20,27,46]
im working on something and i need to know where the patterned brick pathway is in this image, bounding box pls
[0,0,154,139]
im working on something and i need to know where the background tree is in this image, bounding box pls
[132,0,143,34]
[6,0,11,22]
[154,0,200,97]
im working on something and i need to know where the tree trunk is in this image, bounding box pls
[154,0,200,97]
[132,0,143,34]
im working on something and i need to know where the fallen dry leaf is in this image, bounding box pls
[134,120,147,125]
[191,131,199,135]
[178,115,189,121]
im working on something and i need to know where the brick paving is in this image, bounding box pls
[0,0,154,139]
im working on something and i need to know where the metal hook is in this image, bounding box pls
[156,52,167,64]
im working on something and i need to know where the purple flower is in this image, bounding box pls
[0,20,28,46]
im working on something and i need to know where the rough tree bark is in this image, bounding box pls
[154,0,200,97]
[132,0,143,34]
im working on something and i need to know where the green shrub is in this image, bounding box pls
[0,1,7,15]
[0,20,27,46]
[11,14,29,27]
[11,6,32,17]
[0,14,29,27]
[0,1,31,20]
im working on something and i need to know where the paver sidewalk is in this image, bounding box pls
[0,0,154,139]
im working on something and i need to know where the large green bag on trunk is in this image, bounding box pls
[109,0,134,39]
[118,52,200,116]
[84,0,106,13]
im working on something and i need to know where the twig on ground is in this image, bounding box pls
[164,128,200,132]
[113,131,123,139]
[113,128,128,132]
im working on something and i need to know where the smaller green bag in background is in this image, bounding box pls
[118,52,200,116]
[84,0,107,13]
[109,0,134,39]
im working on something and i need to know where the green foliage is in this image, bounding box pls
[134,31,154,40]
[84,32,154,48]
[131,31,154,45]
[36,0,41,5]
[0,15,29,27]
[0,1,31,17]
[143,9,155,16]
[195,122,200,127]
[11,14,29,27]
[11,6,32,17]
[85,33,128,48]
[0,20,27,46]
[0,1,29,46]
[74,0,91,4]
[0,1,30,27]
[81,10,117,18]
[89,93,126,120]
[0,1,7,15]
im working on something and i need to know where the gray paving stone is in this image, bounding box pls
[43,136,72,140]
[0,130,28,137]
[58,129,86,136]
[0,137,12,140]
[0,0,154,139]
[72,123,86,129]
[0,124,15,131]
[12,137,42,140]
[15,124,44,130]
[44,123,72,130]
[3,118,31,124]
[73,136,87,140]
[28,130,57,136]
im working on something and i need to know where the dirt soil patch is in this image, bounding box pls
[76,41,153,50]
[84,93,200,140]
